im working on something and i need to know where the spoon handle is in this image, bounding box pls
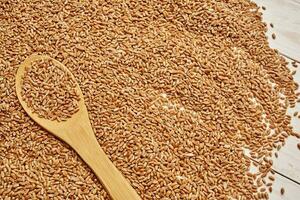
[67,125,141,200]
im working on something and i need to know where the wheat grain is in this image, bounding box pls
[0,0,299,199]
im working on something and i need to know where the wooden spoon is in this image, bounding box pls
[15,54,141,200]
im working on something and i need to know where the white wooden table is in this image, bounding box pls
[253,0,300,199]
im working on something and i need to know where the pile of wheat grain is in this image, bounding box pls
[0,0,299,199]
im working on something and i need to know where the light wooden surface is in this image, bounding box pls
[272,136,300,182]
[255,0,300,62]
[268,173,300,200]
[253,0,300,199]
[15,55,141,200]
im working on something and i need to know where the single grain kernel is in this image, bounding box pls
[266,183,272,187]
[268,187,272,193]
[280,187,285,195]
[268,176,275,181]
[272,33,276,39]
[277,145,282,151]
[259,187,266,192]
[292,62,298,68]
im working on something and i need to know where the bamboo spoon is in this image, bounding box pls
[15,54,141,200]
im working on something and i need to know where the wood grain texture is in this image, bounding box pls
[254,0,300,62]
[272,136,300,183]
[15,54,141,200]
[268,173,300,200]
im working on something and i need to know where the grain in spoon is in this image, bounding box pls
[15,54,141,200]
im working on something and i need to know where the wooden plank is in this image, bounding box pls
[254,0,300,62]
[246,157,300,199]
[271,136,300,183]
[269,173,300,200]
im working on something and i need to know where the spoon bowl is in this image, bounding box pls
[15,54,141,200]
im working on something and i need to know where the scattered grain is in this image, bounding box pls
[0,0,299,199]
